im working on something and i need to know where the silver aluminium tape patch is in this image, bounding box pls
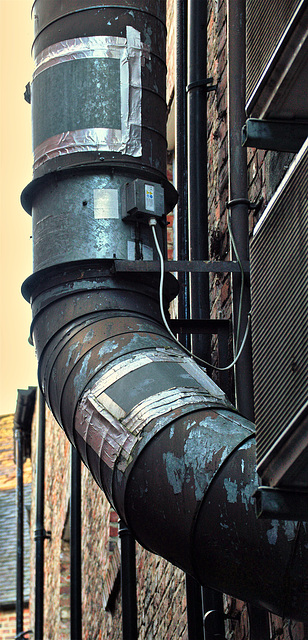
[74,347,234,473]
[33,27,149,169]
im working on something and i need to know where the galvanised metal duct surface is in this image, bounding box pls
[22,0,308,621]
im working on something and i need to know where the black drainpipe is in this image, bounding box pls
[14,387,36,637]
[227,4,270,636]
[187,0,210,363]
[187,1,225,636]
[175,0,190,342]
[71,446,82,640]
[186,575,205,640]
[22,0,308,623]
[119,521,138,640]
[227,0,254,421]
[35,390,47,640]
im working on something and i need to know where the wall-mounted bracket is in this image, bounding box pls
[113,259,250,274]
[186,77,217,93]
[254,486,308,521]
[242,118,308,152]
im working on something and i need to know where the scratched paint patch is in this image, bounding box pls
[224,478,238,504]
[240,482,255,512]
[283,520,298,541]
[163,451,185,494]
[267,520,279,545]
[73,352,91,391]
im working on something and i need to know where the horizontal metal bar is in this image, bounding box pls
[242,118,308,153]
[169,318,230,335]
[254,486,308,521]
[114,260,249,273]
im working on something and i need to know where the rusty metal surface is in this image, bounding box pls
[194,439,308,620]
[26,265,308,619]
[121,410,254,574]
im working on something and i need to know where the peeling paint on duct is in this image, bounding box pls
[163,452,185,494]
[224,478,238,504]
[84,328,94,343]
[240,482,255,512]
[66,342,80,366]
[238,439,253,450]
[73,352,91,391]
[283,521,298,542]
[184,426,224,501]
[98,340,119,357]
[267,520,279,546]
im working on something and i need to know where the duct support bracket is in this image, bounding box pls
[254,486,308,521]
[113,259,250,273]
[169,318,230,335]
[242,118,308,152]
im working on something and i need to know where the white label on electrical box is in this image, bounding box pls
[145,184,155,211]
[127,241,135,260]
[94,189,119,219]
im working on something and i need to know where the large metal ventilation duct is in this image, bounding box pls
[22,0,308,621]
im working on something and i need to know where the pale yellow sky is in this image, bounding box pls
[0,0,37,414]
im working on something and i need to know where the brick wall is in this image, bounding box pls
[30,410,71,639]
[31,403,189,639]
[0,607,30,640]
[136,550,187,639]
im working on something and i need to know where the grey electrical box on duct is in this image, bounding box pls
[122,179,165,223]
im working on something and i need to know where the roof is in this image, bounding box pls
[0,484,31,607]
[0,414,32,490]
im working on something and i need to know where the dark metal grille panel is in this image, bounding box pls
[250,142,308,467]
[246,0,301,104]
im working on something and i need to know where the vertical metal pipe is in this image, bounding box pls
[35,390,46,640]
[227,0,254,421]
[247,604,270,640]
[187,5,225,636]
[187,0,210,361]
[119,521,138,640]
[71,446,82,640]
[15,426,24,635]
[186,575,205,640]
[175,0,190,338]
[227,4,266,631]
[202,587,225,640]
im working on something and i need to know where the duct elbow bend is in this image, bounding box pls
[27,276,308,622]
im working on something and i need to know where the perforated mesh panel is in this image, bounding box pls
[246,0,301,105]
[250,142,308,467]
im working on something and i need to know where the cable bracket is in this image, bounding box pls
[227,197,263,214]
[34,527,51,541]
[186,77,217,93]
